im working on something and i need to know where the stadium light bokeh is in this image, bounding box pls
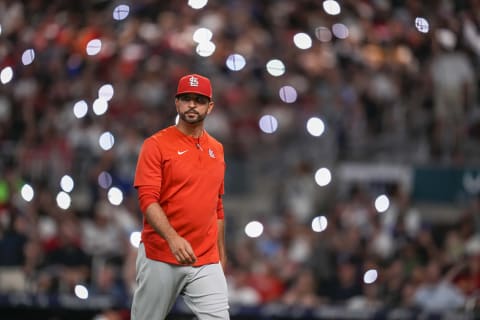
[86,39,102,56]
[374,194,390,213]
[93,98,109,116]
[21,184,34,202]
[60,175,75,193]
[188,0,208,10]
[113,4,130,21]
[259,115,279,134]
[73,100,88,119]
[99,131,115,151]
[279,86,298,104]
[323,0,341,15]
[21,49,35,66]
[363,269,378,284]
[293,32,313,50]
[108,187,124,206]
[0,66,13,84]
[98,171,113,189]
[226,54,246,71]
[56,191,71,210]
[266,59,286,77]
[312,216,328,233]
[245,221,264,238]
[314,168,332,187]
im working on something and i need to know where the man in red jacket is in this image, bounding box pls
[131,74,229,320]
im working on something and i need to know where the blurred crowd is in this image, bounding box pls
[1,0,480,318]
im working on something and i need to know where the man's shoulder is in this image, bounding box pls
[205,131,223,148]
[140,127,176,153]
[148,126,176,144]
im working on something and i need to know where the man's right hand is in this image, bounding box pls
[144,202,198,265]
[167,235,197,265]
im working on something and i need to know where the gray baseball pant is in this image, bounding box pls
[131,243,230,320]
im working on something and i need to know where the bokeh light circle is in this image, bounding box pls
[415,17,429,33]
[99,131,115,150]
[375,194,390,213]
[73,100,88,118]
[130,231,142,248]
[21,184,34,202]
[196,41,216,57]
[1,67,14,84]
[279,85,298,103]
[364,269,378,284]
[22,49,35,65]
[60,175,74,193]
[56,191,71,210]
[312,216,328,232]
[323,0,341,15]
[98,84,114,101]
[74,285,89,299]
[108,187,123,206]
[314,168,332,187]
[266,59,286,77]
[113,4,130,21]
[306,117,325,137]
[315,27,332,42]
[188,0,208,9]
[193,27,213,43]
[245,221,264,238]
[98,171,113,189]
[86,39,102,55]
[259,115,278,134]
[226,54,246,71]
[332,23,349,39]
[293,32,313,50]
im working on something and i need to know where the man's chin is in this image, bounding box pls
[181,114,205,124]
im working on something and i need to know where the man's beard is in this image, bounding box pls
[179,110,207,124]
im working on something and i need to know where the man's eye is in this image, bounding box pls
[196,97,209,104]
[181,96,209,104]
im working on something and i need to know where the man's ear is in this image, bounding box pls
[174,97,180,111]
[207,101,214,114]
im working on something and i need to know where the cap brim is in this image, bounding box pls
[176,91,211,99]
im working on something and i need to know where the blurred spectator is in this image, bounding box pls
[460,0,480,63]
[245,260,285,304]
[452,236,480,298]
[43,215,91,293]
[89,260,129,307]
[0,212,29,292]
[412,260,466,312]
[227,269,261,306]
[328,256,362,303]
[0,212,28,267]
[429,28,477,162]
[280,161,318,224]
[22,239,46,292]
[280,267,324,308]
[346,282,383,312]
[381,258,408,308]
[82,201,124,259]
[381,184,422,240]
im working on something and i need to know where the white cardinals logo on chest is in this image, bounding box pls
[208,148,216,158]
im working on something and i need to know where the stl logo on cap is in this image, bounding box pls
[189,76,199,87]
[176,73,212,98]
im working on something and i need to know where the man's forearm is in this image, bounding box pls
[145,202,178,241]
[144,202,197,264]
[217,219,227,269]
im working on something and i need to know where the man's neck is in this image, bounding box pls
[176,123,204,138]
